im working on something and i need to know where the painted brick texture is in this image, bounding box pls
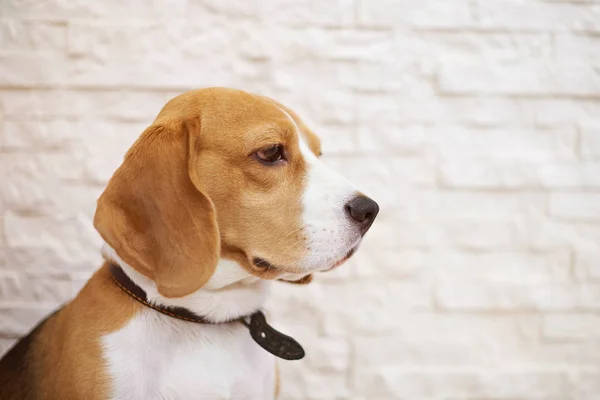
[1,0,599,399]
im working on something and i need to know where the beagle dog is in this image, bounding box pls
[0,87,379,400]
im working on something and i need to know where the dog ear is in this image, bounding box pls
[94,119,220,298]
[278,275,313,285]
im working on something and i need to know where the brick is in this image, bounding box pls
[4,119,143,153]
[429,251,571,283]
[520,99,600,127]
[272,28,394,62]
[581,122,600,159]
[350,248,426,280]
[357,99,523,151]
[356,125,430,155]
[1,2,600,398]
[357,94,521,127]
[263,0,354,27]
[1,0,188,19]
[556,34,600,61]
[395,191,548,220]
[78,121,145,152]
[574,250,600,281]
[360,126,577,159]
[542,0,600,3]
[474,0,600,32]
[0,217,6,267]
[84,152,126,184]
[367,217,527,250]
[440,159,600,189]
[439,61,600,96]
[306,336,348,372]
[0,269,74,303]
[357,0,472,29]
[439,219,526,250]
[0,53,68,87]
[353,333,600,368]
[322,156,435,208]
[68,56,267,90]
[278,366,348,399]
[271,281,432,335]
[4,178,102,217]
[353,369,600,399]
[337,60,430,92]
[0,90,177,120]
[311,124,358,155]
[352,218,398,249]
[438,97,521,127]
[0,19,67,52]
[4,152,84,182]
[2,153,105,215]
[4,213,102,269]
[435,282,600,311]
[354,94,403,126]
[523,218,600,250]
[396,32,553,61]
[359,314,540,343]
[543,314,600,340]
[4,245,103,273]
[265,88,356,126]
[0,53,268,90]
[0,303,57,337]
[550,193,600,220]
[189,0,261,18]
[266,287,322,336]
[3,120,143,183]
[442,127,579,159]
[3,212,97,248]
[68,20,266,60]
[4,119,77,148]
[272,60,339,91]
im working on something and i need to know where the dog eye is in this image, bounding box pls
[254,144,285,165]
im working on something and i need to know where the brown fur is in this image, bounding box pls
[0,264,140,400]
[96,88,322,292]
[0,310,57,399]
[94,120,220,298]
[1,88,325,398]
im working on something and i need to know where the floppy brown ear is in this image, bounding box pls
[278,275,313,285]
[94,119,220,298]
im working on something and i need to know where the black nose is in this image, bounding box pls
[345,195,379,233]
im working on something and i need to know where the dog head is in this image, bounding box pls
[94,88,379,298]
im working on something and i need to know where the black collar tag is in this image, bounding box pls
[247,311,305,361]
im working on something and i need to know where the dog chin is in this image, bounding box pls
[251,238,361,278]
[319,242,361,272]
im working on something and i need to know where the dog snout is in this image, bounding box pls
[344,195,379,234]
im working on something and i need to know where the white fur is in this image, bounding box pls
[102,245,270,323]
[102,308,275,400]
[276,107,361,273]
[101,245,275,399]
[99,108,361,399]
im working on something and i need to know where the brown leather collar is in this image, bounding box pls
[110,263,228,324]
[108,263,305,360]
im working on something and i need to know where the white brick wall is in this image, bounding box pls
[1,0,599,398]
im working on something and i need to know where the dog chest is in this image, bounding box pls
[101,309,275,400]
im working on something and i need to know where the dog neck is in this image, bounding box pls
[101,244,271,323]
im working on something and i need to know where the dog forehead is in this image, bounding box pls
[155,88,283,121]
[153,88,322,155]
[162,89,292,126]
